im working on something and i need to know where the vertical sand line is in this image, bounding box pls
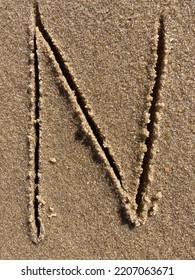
[27,3,44,244]
[135,16,166,220]
[33,33,41,238]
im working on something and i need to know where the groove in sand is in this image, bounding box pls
[135,16,166,215]
[35,3,123,187]
[29,2,166,235]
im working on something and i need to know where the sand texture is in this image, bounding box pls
[0,0,194,259]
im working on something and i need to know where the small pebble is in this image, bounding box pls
[49,157,57,164]
[164,167,171,173]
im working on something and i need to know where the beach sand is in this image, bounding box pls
[0,0,194,259]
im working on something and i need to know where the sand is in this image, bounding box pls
[0,0,194,259]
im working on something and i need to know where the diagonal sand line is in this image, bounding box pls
[34,7,140,227]
[34,2,124,188]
